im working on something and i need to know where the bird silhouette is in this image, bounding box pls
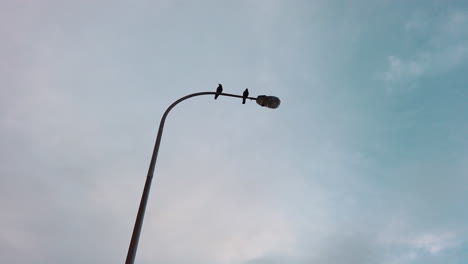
[242,88,249,104]
[214,84,223,99]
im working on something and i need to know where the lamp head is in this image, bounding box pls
[256,95,281,109]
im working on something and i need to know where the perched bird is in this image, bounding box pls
[215,84,223,99]
[242,88,249,104]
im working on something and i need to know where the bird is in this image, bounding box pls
[214,84,223,99]
[242,88,249,104]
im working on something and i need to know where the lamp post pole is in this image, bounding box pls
[125,91,280,264]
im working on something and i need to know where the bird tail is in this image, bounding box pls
[215,94,219,100]
[242,98,246,104]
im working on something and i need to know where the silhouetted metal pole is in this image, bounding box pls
[125,91,259,264]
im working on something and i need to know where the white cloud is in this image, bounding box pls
[381,55,428,83]
[409,232,459,255]
[404,11,430,32]
[380,9,468,85]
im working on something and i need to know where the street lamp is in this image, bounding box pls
[125,91,280,264]
[256,95,281,109]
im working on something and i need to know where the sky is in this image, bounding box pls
[1,0,468,263]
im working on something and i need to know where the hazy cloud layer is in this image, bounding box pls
[1,1,467,264]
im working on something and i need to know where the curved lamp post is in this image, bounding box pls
[125,91,280,264]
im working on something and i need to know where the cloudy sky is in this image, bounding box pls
[1,0,468,263]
